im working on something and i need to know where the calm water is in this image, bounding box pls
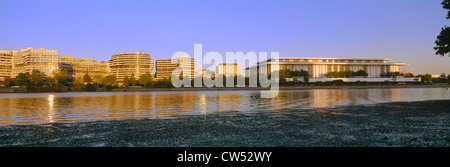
[0,88,448,126]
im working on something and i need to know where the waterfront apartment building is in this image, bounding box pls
[216,63,240,77]
[155,55,195,80]
[247,57,409,81]
[60,56,109,79]
[10,47,60,78]
[109,52,154,83]
[0,50,13,81]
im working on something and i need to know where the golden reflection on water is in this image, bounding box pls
[47,95,55,123]
[0,88,448,126]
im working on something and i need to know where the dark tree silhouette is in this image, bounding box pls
[434,0,450,57]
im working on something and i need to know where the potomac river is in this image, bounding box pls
[0,88,448,146]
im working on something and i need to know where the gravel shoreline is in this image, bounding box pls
[0,100,448,147]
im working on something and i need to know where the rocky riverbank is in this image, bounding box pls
[0,100,448,147]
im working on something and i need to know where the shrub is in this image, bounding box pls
[85,83,97,92]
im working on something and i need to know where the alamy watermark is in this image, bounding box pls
[170,44,279,98]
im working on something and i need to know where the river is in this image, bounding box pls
[0,88,448,126]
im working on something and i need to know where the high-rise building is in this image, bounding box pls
[0,50,13,82]
[109,52,154,83]
[216,63,240,77]
[11,47,60,78]
[60,56,109,79]
[155,55,195,80]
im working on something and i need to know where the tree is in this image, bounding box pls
[46,76,55,87]
[30,70,43,87]
[138,74,153,87]
[83,73,92,83]
[53,71,68,86]
[3,76,12,87]
[404,72,414,78]
[93,74,104,86]
[14,73,30,87]
[434,0,450,57]
[391,72,400,82]
[292,76,298,83]
[438,73,448,83]
[122,76,130,87]
[72,77,84,91]
[85,83,96,92]
[299,70,309,82]
[353,70,368,77]
[278,70,291,80]
[103,74,117,86]
[423,74,433,83]
[130,73,137,87]
[447,74,450,83]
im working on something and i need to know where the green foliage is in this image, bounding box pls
[326,70,367,78]
[3,76,12,87]
[85,83,97,92]
[277,69,309,82]
[138,74,153,87]
[443,0,450,19]
[437,73,448,83]
[122,76,130,87]
[14,72,30,87]
[434,0,450,57]
[93,74,104,86]
[103,74,117,86]
[72,77,84,91]
[53,70,68,86]
[46,76,56,86]
[130,73,137,87]
[404,72,415,78]
[353,70,368,77]
[105,85,113,91]
[152,78,174,88]
[31,70,43,87]
[83,73,92,83]
[423,74,433,83]
[434,26,450,57]
[380,72,401,78]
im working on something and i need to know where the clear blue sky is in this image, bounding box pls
[0,0,448,74]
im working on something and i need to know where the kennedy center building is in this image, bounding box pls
[247,57,409,81]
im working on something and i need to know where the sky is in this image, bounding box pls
[0,0,449,75]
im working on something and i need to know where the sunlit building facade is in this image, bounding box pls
[109,52,154,83]
[60,56,109,79]
[247,57,408,81]
[0,50,13,82]
[155,55,195,80]
[216,63,240,77]
[11,47,60,78]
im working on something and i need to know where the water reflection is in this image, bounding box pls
[0,88,448,126]
[48,95,55,123]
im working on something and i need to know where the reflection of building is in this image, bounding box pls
[247,57,408,80]
[0,50,13,81]
[109,52,154,83]
[11,47,60,78]
[155,55,195,80]
[216,63,240,77]
[60,56,109,79]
